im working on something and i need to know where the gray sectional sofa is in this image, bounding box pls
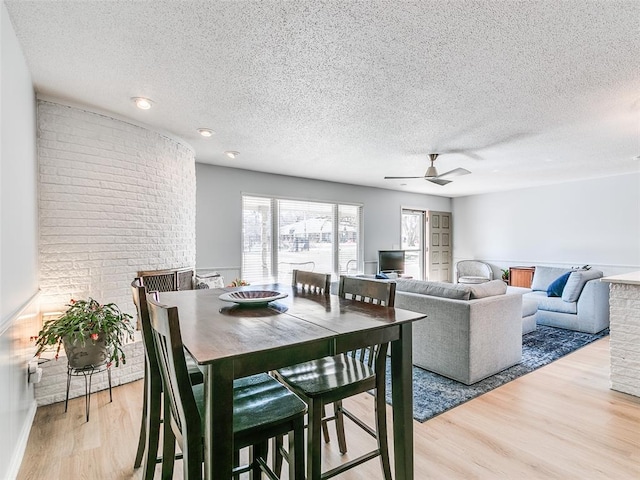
[394,279,523,385]
[520,266,610,334]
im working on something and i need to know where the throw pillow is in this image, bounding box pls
[561,269,603,302]
[376,272,390,279]
[547,272,571,297]
[195,272,225,289]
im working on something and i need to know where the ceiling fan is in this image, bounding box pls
[384,153,471,186]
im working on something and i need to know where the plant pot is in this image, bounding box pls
[62,334,110,369]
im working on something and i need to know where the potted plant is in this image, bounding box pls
[501,269,510,283]
[35,298,134,368]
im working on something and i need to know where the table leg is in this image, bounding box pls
[391,322,413,480]
[204,362,234,480]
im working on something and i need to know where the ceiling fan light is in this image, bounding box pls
[425,165,438,178]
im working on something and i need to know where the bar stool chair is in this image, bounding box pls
[146,294,307,480]
[131,278,204,480]
[274,275,396,480]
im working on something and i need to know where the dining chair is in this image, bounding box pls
[291,269,331,294]
[146,293,307,480]
[138,267,195,294]
[131,278,204,480]
[274,275,396,480]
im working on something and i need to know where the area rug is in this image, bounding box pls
[384,325,609,423]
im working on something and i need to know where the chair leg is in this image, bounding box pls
[272,435,284,477]
[161,393,176,480]
[289,417,306,480]
[333,400,348,454]
[250,441,268,479]
[375,383,392,480]
[321,403,331,443]
[143,376,163,480]
[307,399,323,480]
[134,367,149,469]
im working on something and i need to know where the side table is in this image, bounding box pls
[509,266,536,288]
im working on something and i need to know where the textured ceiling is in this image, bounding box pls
[5,0,639,197]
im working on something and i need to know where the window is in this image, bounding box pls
[401,209,425,279]
[242,195,363,284]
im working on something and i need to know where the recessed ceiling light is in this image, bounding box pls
[633,155,640,161]
[197,128,214,137]
[225,151,240,159]
[131,97,153,110]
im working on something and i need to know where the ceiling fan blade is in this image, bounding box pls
[437,167,471,179]
[384,176,426,179]
[428,178,452,186]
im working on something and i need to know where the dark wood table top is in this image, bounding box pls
[158,283,425,366]
[158,282,425,480]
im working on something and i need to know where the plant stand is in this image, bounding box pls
[65,361,112,422]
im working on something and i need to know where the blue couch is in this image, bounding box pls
[521,266,610,334]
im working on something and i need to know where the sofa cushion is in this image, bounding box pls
[458,276,490,284]
[525,291,578,314]
[562,269,603,302]
[395,279,471,300]
[547,272,571,297]
[531,266,571,291]
[522,298,538,317]
[468,280,507,299]
[536,295,578,314]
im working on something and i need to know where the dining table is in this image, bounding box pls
[158,283,427,480]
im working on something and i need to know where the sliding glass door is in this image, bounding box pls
[242,195,362,283]
[401,209,425,279]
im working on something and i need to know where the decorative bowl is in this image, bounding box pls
[219,290,288,305]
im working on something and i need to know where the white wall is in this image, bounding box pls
[196,164,451,277]
[452,173,640,276]
[0,3,39,478]
[37,100,196,316]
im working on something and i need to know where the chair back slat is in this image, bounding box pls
[337,275,396,307]
[139,271,176,292]
[177,269,195,291]
[146,294,202,457]
[292,269,331,295]
[337,275,396,367]
[138,267,195,292]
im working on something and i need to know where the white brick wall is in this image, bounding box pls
[37,100,196,317]
[36,100,196,401]
[609,283,640,397]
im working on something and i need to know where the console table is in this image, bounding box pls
[509,266,535,288]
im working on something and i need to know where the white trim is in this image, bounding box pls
[6,400,37,480]
[0,290,40,336]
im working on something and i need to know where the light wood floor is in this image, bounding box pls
[18,337,640,479]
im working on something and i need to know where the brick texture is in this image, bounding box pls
[609,283,640,397]
[37,100,196,316]
[36,100,196,401]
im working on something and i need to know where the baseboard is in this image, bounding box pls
[5,399,37,479]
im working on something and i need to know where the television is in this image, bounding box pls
[378,250,405,274]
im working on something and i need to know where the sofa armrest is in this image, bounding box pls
[576,279,610,333]
[395,291,523,384]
